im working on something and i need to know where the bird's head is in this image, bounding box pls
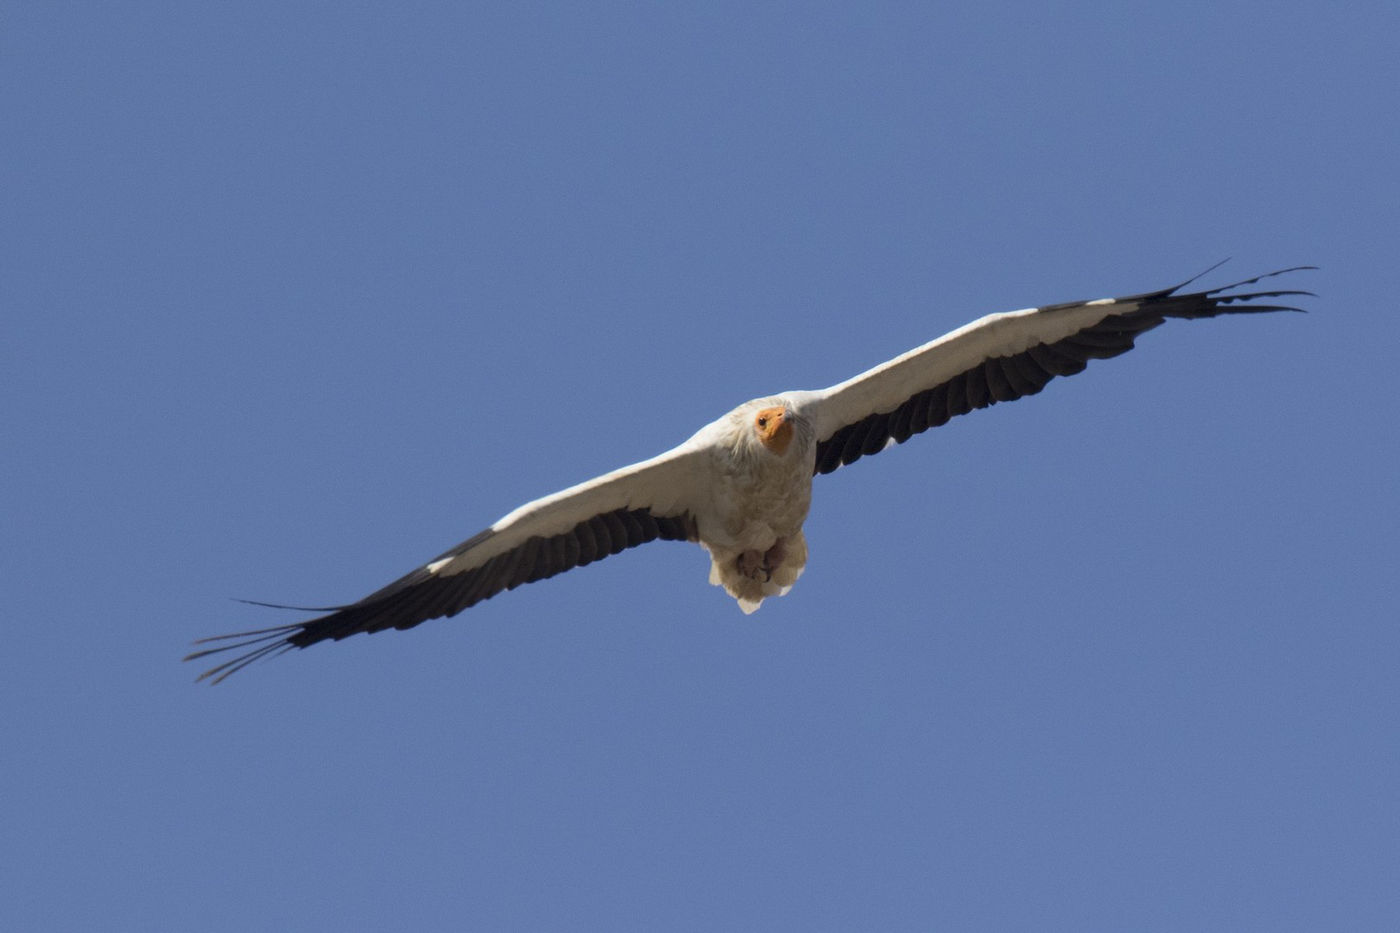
[753,406,794,456]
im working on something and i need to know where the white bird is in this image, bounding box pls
[188,266,1312,682]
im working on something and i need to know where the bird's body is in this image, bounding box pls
[690,398,817,611]
[189,266,1313,682]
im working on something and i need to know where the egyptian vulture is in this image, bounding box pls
[188,266,1312,682]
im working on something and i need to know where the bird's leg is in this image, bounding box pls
[762,538,787,576]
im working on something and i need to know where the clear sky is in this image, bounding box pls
[5,3,1398,930]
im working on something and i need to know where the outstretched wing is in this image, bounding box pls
[801,267,1314,475]
[187,444,709,682]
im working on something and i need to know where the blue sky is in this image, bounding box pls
[5,2,1398,929]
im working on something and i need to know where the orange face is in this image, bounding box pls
[754,406,794,456]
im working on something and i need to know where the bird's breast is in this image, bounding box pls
[701,451,813,548]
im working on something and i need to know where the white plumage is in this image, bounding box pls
[188,267,1312,682]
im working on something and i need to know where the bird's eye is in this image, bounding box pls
[757,417,768,428]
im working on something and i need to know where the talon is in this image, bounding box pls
[736,549,767,581]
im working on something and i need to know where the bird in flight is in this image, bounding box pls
[188,266,1313,682]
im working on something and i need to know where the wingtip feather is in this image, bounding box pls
[184,623,303,684]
